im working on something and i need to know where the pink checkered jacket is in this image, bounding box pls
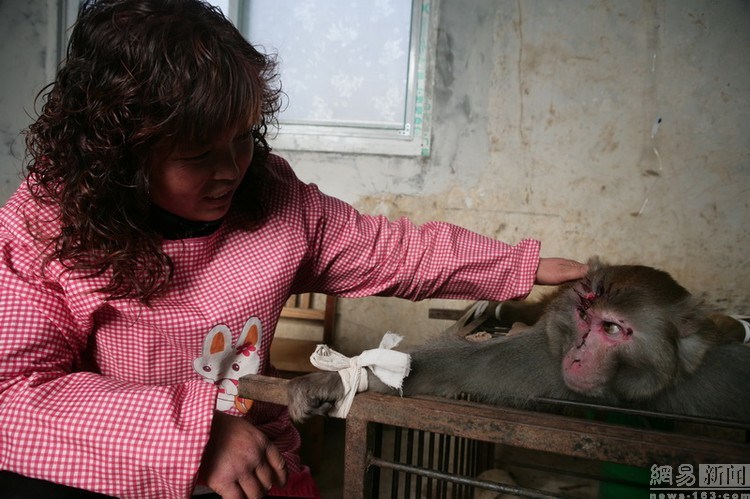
[0,155,540,498]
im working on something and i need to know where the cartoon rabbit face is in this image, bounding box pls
[193,317,263,413]
[193,325,234,383]
[226,318,261,381]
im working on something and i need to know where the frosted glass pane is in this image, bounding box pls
[210,0,231,16]
[244,0,413,129]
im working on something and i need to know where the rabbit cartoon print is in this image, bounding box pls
[193,317,262,414]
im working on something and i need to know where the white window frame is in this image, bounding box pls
[52,1,83,82]
[55,0,437,157]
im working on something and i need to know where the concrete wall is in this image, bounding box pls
[0,0,53,200]
[1,0,748,355]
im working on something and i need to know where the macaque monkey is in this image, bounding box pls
[288,262,750,424]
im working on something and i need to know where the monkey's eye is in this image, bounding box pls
[602,322,622,336]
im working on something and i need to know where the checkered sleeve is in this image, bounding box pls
[0,237,217,498]
[289,174,541,302]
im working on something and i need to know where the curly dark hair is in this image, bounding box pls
[24,0,283,303]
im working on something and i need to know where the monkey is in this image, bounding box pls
[287,262,750,424]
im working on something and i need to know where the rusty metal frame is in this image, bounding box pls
[341,391,750,498]
[240,374,749,498]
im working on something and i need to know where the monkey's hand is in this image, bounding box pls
[287,371,345,423]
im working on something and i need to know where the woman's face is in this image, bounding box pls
[148,128,254,222]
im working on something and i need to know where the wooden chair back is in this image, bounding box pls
[271,293,336,374]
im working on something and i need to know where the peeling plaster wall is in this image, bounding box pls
[285,0,750,354]
[1,1,748,356]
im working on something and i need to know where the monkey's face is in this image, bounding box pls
[556,265,683,401]
[559,299,634,398]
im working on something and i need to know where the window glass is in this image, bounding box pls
[243,0,412,130]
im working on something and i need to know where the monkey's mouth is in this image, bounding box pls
[563,371,605,396]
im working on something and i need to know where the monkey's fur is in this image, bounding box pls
[288,262,750,424]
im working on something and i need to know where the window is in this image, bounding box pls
[59,0,435,157]
[219,0,436,156]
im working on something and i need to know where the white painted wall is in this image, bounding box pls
[1,0,747,354]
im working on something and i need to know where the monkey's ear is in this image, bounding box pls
[674,297,718,338]
[673,298,716,373]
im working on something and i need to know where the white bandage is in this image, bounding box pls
[731,316,750,344]
[310,332,411,418]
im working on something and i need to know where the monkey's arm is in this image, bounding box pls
[400,330,567,404]
[288,328,566,422]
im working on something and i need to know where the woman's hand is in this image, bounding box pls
[198,411,287,499]
[535,258,588,285]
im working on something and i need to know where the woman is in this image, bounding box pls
[0,1,586,497]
